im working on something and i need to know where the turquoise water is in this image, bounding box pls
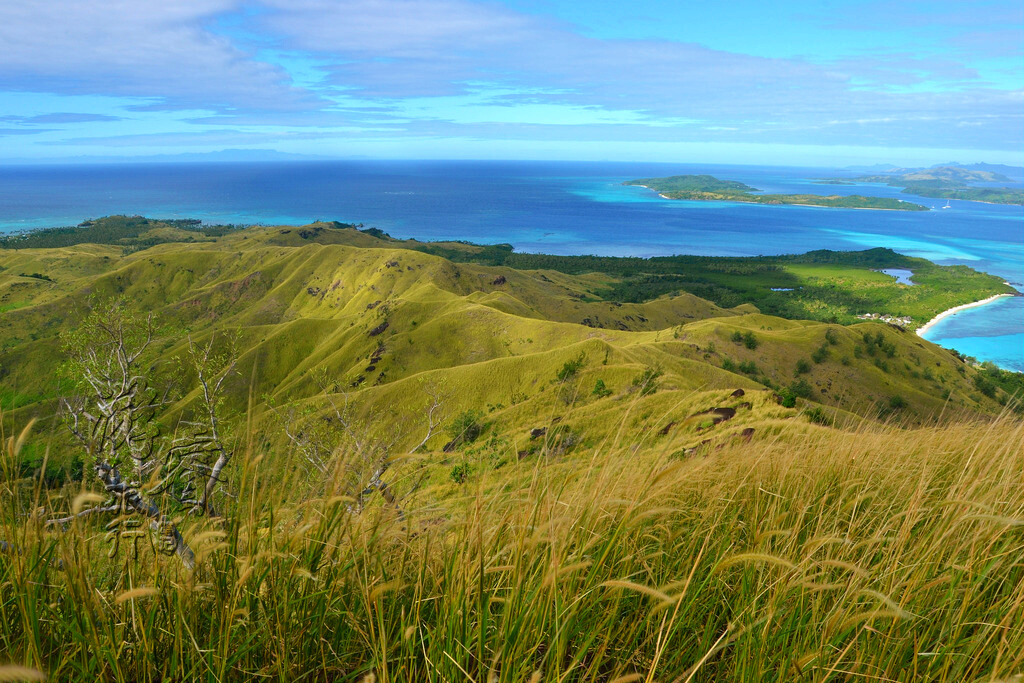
[922,296,1024,370]
[0,160,1020,370]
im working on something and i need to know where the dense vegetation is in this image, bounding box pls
[2,219,1022,681]
[624,175,928,210]
[408,240,1014,325]
[0,215,245,251]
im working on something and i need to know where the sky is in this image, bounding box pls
[0,0,1021,167]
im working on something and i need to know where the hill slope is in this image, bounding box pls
[3,220,1024,682]
[1,221,1016,470]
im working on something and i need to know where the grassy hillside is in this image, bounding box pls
[3,408,1023,681]
[2,219,1023,681]
[0,221,1016,437]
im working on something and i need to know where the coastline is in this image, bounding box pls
[629,185,924,211]
[916,293,1016,338]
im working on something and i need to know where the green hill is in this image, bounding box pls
[1,219,1017,446]
[2,218,1023,682]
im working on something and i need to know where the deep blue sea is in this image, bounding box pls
[1,160,1021,371]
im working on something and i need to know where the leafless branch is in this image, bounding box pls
[52,300,238,569]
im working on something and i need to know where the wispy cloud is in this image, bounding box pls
[0,0,1020,159]
[0,1,314,111]
[0,128,57,136]
[1,112,123,124]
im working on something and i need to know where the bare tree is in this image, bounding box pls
[407,379,449,454]
[276,374,449,517]
[54,299,236,569]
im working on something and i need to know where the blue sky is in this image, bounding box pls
[0,0,1021,166]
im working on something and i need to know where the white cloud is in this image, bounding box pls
[0,1,312,110]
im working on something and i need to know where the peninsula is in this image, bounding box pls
[625,174,928,210]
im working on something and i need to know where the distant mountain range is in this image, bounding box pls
[3,149,336,165]
[845,161,1023,181]
[838,163,1024,205]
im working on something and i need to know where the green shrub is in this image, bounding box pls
[790,378,813,398]
[824,328,839,345]
[449,462,471,484]
[556,352,587,382]
[974,374,997,399]
[722,358,736,372]
[811,344,830,364]
[632,367,663,396]
[805,406,830,425]
[447,409,484,445]
[738,360,758,375]
[794,358,811,375]
[743,331,759,350]
[730,331,743,343]
[592,379,612,398]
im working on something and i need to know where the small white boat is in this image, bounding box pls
[942,199,951,209]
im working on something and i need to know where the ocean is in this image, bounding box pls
[1,160,1021,371]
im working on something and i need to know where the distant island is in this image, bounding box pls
[818,165,1024,205]
[624,174,929,211]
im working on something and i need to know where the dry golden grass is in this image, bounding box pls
[2,407,1023,682]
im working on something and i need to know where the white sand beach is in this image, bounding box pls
[916,293,1015,337]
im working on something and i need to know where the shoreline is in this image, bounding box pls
[916,293,1016,337]
[629,185,924,212]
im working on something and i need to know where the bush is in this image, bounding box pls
[790,378,813,398]
[743,331,759,350]
[722,358,736,372]
[546,424,582,455]
[805,406,830,425]
[730,331,743,343]
[974,374,997,399]
[632,367,663,396]
[738,360,758,375]
[447,409,484,445]
[888,395,907,411]
[780,379,813,408]
[824,328,839,345]
[811,344,830,364]
[449,462,471,484]
[556,352,587,382]
[592,379,612,398]
[794,358,811,375]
